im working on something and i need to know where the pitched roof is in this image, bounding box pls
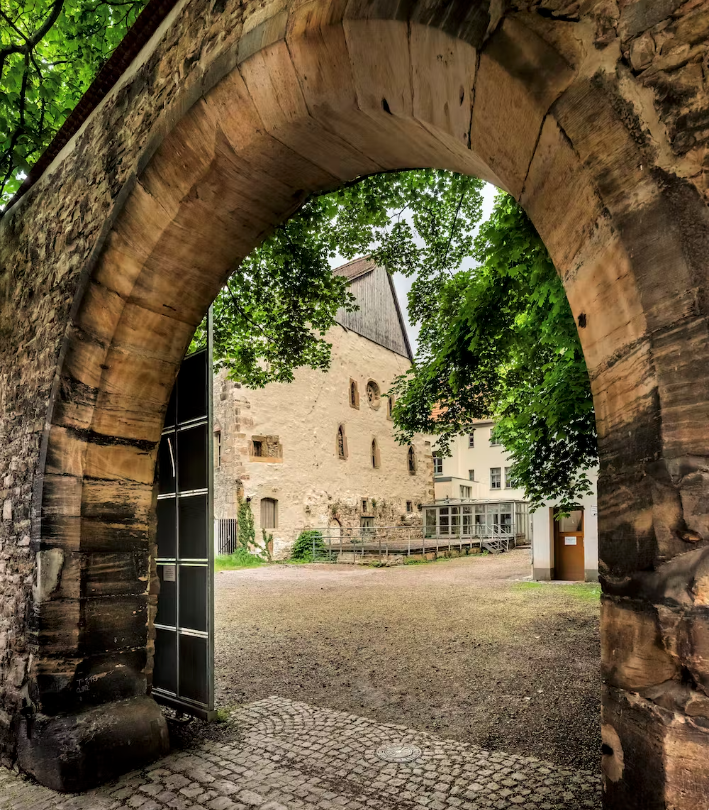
[333,258,412,361]
[332,256,377,282]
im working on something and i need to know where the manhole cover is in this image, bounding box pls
[376,742,422,763]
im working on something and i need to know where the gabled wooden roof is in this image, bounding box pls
[334,258,413,361]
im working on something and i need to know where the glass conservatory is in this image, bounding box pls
[423,500,531,545]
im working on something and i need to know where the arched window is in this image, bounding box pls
[387,396,394,419]
[350,379,359,409]
[407,445,416,474]
[366,380,381,409]
[337,425,347,459]
[371,438,380,468]
[261,497,278,529]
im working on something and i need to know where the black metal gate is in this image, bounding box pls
[153,343,215,720]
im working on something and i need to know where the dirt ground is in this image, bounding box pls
[214,549,600,773]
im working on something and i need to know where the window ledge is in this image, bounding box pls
[249,456,283,463]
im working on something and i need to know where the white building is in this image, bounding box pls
[432,420,526,502]
[531,471,598,582]
[213,258,434,558]
[432,420,598,581]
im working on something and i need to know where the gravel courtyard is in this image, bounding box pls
[215,549,600,774]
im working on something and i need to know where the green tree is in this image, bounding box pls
[390,192,597,511]
[0,0,146,206]
[192,170,485,388]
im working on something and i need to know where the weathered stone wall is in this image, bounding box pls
[214,325,432,557]
[0,0,245,775]
[0,0,707,805]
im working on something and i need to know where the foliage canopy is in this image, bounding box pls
[0,0,146,206]
[390,193,597,511]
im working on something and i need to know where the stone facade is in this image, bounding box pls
[214,320,433,558]
[0,0,708,805]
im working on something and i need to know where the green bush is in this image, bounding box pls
[291,530,326,562]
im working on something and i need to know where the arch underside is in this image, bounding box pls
[22,2,709,806]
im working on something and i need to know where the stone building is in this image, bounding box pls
[213,258,434,557]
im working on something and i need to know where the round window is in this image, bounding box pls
[366,380,381,409]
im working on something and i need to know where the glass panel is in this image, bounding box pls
[439,507,450,535]
[559,509,583,532]
[156,565,177,627]
[451,506,460,536]
[158,434,176,495]
[177,351,207,423]
[178,424,207,492]
[157,498,177,558]
[179,634,208,704]
[425,509,436,538]
[179,565,207,632]
[154,629,177,694]
[179,494,208,559]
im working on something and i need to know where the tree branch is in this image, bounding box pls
[440,188,467,276]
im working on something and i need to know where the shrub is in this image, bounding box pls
[291,530,326,562]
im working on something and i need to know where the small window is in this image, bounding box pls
[504,466,512,488]
[350,380,359,409]
[490,429,500,447]
[387,396,394,420]
[337,425,347,459]
[362,499,368,512]
[460,485,472,499]
[468,469,475,481]
[558,508,583,532]
[490,467,502,489]
[214,431,222,468]
[406,501,413,513]
[433,453,443,475]
[250,435,282,461]
[468,432,475,448]
[366,380,381,409]
[371,438,380,468]
[261,498,278,529]
[407,445,416,474]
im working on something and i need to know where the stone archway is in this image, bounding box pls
[1,1,708,806]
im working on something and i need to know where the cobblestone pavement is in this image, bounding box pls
[0,697,600,810]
